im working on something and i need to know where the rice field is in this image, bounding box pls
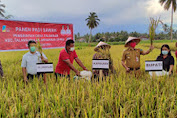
[0,43,177,117]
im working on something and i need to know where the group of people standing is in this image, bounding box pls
[21,40,87,82]
[121,37,174,77]
[20,37,176,82]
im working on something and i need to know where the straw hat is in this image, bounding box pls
[94,41,111,51]
[125,37,141,47]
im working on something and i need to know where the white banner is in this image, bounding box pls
[37,63,53,73]
[92,59,109,70]
[145,61,163,71]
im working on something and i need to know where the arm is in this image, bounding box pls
[141,45,154,55]
[22,67,28,82]
[121,60,130,72]
[169,65,174,75]
[41,56,48,63]
[75,57,87,70]
[63,59,80,75]
[41,53,48,63]
[121,51,130,72]
[21,56,28,82]
[169,56,175,75]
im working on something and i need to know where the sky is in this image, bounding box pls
[2,0,177,36]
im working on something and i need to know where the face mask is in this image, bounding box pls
[130,42,136,48]
[70,47,75,52]
[162,50,168,55]
[30,46,36,52]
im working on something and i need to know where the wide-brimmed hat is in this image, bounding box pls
[125,37,141,47]
[94,41,111,51]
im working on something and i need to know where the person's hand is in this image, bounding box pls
[169,71,172,75]
[76,70,80,76]
[126,67,130,72]
[150,45,154,51]
[40,56,44,60]
[40,56,46,62]
[24,76,28,83]
[83,67,88,71]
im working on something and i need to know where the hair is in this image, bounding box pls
[28,40,36,47]
[160,44,171,56]
[66,39,74,47]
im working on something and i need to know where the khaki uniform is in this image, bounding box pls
[122,47,143,77]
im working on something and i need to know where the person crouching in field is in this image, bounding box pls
[55,39,88,79]
[21,40,48,83]
[121,37,154,77]
[92,42,115,80]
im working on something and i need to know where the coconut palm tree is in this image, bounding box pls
[159,0,177,41]
[85,12,100,43]
[0,1,12,19]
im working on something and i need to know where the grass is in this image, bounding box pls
[0,43,177,117]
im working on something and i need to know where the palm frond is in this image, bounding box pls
[0,4,5,8]
[159,0,167,5]
[0,12,5,17]
[172,0,177,12]
[164,0,172,10]
[0,8,5,13]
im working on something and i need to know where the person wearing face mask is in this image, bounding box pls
[21,40,48,82]
[156,44,174,75]
[55,39,87,79]
[121,37,154,77]
[92,42,115,80]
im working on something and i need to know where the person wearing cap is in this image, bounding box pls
[121,37,154,77]
[55,39,88,79]
[93,41,115,80]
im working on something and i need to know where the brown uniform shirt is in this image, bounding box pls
[122,47,143,69]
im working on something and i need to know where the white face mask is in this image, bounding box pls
[70,47,75,52]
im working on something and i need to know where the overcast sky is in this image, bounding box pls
[2,0,177,35]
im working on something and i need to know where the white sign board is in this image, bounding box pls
[92,59,109,70]
[37,63,53,73]
[145,61,163,71]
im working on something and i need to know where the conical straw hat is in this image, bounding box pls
[94,41,111,51]
[125,37,141,47]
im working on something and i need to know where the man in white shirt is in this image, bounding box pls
[21,40,48,82]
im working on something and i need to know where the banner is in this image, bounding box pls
[0,20,73,51]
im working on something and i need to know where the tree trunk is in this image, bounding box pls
[89,28,92,43]
[170,5,173,42]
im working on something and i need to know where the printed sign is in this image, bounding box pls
[0,20,73,51]
[145,61,163,71]
[37,63,53,73]
[92,59,109,70]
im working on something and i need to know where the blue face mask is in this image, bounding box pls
[162,50,168,55]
